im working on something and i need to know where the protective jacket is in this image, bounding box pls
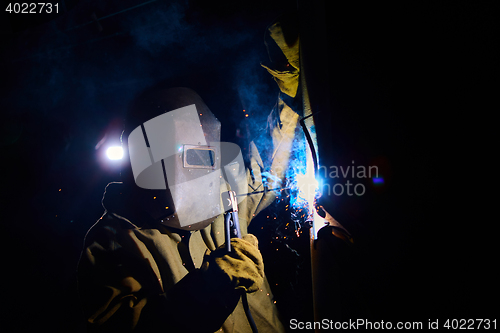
[78,100,299,332]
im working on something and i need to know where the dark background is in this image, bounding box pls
[1,0,497,331]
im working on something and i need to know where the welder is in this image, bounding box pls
[77,86,299,333]
[77,12,305,332]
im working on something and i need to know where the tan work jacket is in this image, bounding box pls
[78,101,299,332]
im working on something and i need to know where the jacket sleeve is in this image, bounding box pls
[238,99,299,226]
[77,217,240,333]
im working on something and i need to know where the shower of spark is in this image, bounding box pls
[284,134,323,239]
[298,140,323,239]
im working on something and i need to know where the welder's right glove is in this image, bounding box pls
[201,234,264,294]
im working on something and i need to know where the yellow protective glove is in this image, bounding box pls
[202,234,264,293]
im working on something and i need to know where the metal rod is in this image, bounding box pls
[224,212,232,253]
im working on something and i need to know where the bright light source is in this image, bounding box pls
[106,146,124,160]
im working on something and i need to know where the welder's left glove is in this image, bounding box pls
[201,234,264,293]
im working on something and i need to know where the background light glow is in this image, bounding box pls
[106,146,124,160]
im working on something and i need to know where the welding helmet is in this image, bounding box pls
[124,87,246,230]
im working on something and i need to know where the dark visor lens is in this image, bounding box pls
[185,148,215,167]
